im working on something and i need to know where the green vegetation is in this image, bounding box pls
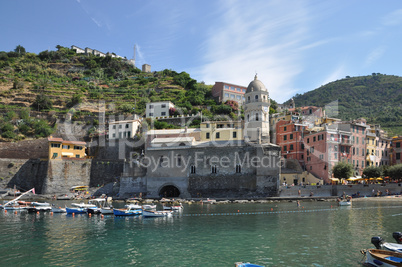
[289,73,402,136]
[332,162,353,179]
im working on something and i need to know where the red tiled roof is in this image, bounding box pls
[48,137,63,142]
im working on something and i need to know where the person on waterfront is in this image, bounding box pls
[298,190,301,196]
[297,200,300,207]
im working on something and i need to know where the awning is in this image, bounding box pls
[330,178,340,181]
[62,152,74,156]
[347,177,364,181]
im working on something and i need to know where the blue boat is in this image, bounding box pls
[113,207,142,216]
[235,263,264,267]
[65,207,87,214]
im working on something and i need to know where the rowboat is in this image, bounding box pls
[143,210,173,217]
[113,206,142,216]
[362,249,402,266]
[371,232,402,253]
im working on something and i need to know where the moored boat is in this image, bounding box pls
[113,206,142,216]
[65,207,87,214]
[143,210,173,217]
[142,204,157,210]
[235,262,264,267]
[27,206,52,212]
[371,232,402,253]
[71,202,97,209]
[362,249,402,266]
[51,205,66,213]
[100,206,114,215]
[87,198,107,214]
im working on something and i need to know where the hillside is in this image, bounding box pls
[0,45,241,141]
[289,74,402,136]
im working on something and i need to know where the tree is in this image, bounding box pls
[388,164,402,180]
[14,45,26,55]
[332,162,353,179]
[363,166,382,178]
[32,94,53,111]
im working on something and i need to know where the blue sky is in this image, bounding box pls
[1,0,402,103]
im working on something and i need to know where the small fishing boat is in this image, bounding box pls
[51,205,66,213]
[202,198,216,204]
[113,206,142,216]
[87,198,107,214]
[172,203,183,211]
[143,210,173,217]
[31,201,50,206]
[27,206,52,212]
[71,202,97,208]
[371,232,402,253]
[235,262,264,267]
[4,203,28,210]
[126,203,142,209]
[362,249,402,266]
[100,206,114,215]
[65,207,87,214]
[142,204,157,210]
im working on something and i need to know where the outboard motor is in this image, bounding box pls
[371,236,384,249]
[392,232,402,244]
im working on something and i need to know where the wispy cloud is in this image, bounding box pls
[382,9,402,26]
[195,0,317,102]
[319,65,346,87]
[365,46,386,67]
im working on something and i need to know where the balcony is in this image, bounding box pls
[340,139,352,146]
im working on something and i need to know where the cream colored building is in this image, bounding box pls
[200,121,243,142]
[146,101,175,118]
[108,119,141,140]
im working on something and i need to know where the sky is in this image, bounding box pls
[1,0,402,103]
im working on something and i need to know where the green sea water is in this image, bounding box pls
[0,200,401,266]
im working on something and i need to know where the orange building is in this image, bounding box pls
[48,137,87,160]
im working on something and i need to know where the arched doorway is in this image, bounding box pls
[159,185,180,198]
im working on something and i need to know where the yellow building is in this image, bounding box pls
[365,128,376,166]
[200,121,243,142]
[48,137,87,160]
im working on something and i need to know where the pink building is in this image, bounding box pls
[211,82,246,104]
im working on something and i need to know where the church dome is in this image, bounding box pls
[246,74,268,93]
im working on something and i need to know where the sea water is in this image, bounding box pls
[0,199,401,266]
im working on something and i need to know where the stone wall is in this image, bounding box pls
[0,138,48,159]
[0,158,48,193]
[89,159,124,187]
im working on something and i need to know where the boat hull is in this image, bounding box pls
[364,249,402,267]
[66,207,87,214]
[113,209,142,216]
[143,210,173,217]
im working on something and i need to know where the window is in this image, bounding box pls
[216,132,220,139]
[255,113,259,121]
[233,131,237,138]
[159,156,164,167]
[52,153,58,159]
[161,112,166,116]
[397,153,401,160]
[149,104,154,109]
[211,165,217,174]
[283,145,287,152]
[397,142,401,148]
[313,136,316,142]
[190,165,196,174]
[126,124,129,128]
[255,95,258,100]
[119,125,122,129]
[177,155,182,167]
[311,147,314,153]
[206,123,210,128]
[62,145,70,149]
[149,113,153,117]
[75,154,80,158]
[290,134,293,140]
[225,93,229,97]
[307,138,309,143]
[290,144,293,150]
[236,165,241,173]
[112,133,116,138]
[161,104,166,108]
[112,125,116,129]
[51,143,61,148]
[284,135,287,141]
[284,126,287,131]
[247,114,250,122]
[74,146,82,150]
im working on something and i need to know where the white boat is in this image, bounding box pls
[202,198,216,204]
[100,206,114,215]
[87,198,107,214]
[172,203,183,211]
[71,202,97,208]
[27,206,52,212]
[51,205,66,213]
[143,210,173,217]
[371,233,402,253]
[31,201,50,206]
[142,204,157,210]
[4,203,28,210]
[126,204,142,209]
[362,249,402,266]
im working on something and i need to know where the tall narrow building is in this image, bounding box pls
[243,75,270,144]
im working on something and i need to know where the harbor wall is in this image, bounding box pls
[279,183,402,198]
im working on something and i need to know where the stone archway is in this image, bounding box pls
[159,185,181,198]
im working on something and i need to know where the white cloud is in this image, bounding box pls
[195,0,315,103]
[319,65,346,88]
[364,46,386,67]
[382,9,402,26]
